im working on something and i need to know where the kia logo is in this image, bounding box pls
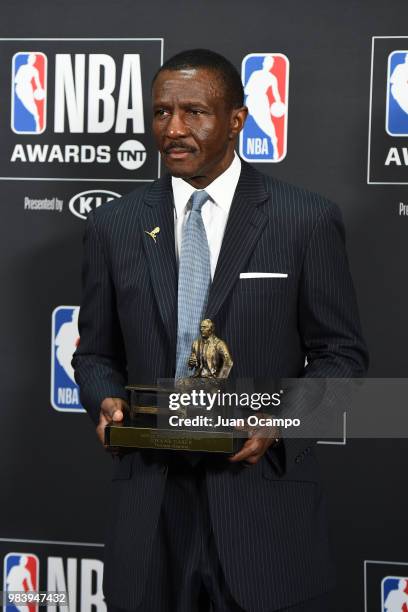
[69,189,121,220]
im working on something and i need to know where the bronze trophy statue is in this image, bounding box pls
[177,319,233,389]
[105,320,240,453]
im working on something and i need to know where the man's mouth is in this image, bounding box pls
[164,145,196,160]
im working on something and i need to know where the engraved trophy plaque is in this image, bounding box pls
[105,320,242,453]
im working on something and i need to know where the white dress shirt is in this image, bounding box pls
[172,152,242,279]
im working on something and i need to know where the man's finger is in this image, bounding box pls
[101,406,123,421]
[111,408,124,422]
[97,398,127,448]
[101,398,126,422]
[96,422,106,445]
[229,437,262,463]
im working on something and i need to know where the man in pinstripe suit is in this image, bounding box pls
[73,49,368,612]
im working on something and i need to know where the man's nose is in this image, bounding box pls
[165,112,188,138]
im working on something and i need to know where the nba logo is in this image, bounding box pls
[386,51,408,136]
[3,553,39,612]
[382,576,408,611]
[240,53,289,163]
[51,306,84,412]
[11,52,47,134]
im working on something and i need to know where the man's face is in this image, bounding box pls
[200,321,213,338]
[152,68,246,188]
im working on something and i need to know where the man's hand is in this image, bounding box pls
[188,355,198,369]
[229,417,279,465]
[96,397,128,448]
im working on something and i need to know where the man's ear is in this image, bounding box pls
[229,106,248,139]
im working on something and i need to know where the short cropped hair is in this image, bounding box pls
[152,48,244,109]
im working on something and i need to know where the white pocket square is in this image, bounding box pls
[239,272,288,279]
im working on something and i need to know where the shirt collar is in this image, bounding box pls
[172,152,241,217]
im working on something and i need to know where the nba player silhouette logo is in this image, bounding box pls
[11,52,47,134]
[3,552,39,612]
[382,576,408,611]
[386,51,408,136]
[240,53,289,163]
[51,306,84,412]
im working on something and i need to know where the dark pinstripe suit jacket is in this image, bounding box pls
[73,161,368,612]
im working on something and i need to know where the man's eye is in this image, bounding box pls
[189,109,204,115]
[155,109,169,117]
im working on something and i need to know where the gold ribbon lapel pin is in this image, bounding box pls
[144,226,160,243]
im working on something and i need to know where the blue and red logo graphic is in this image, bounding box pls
[386,51,408,136]
[11,52,47,134]
[382,576,408,611]
[240,53,289,163]
[3,553,39,612]
[51,306,84,412]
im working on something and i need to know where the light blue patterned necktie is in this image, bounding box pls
[175,190,211,380]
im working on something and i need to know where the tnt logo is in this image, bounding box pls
[51,306,84,412]
[117,139,147,170]
[382,576,408,611]
[11,52,47,134]
[3,553,39,612]
[386,51,408,136]
[240,53,289,163]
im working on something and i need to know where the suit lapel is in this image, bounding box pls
[140,175,177,346]
[139,162,269,340]
[206,162,269,319]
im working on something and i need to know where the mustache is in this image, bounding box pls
[163,142,196,153]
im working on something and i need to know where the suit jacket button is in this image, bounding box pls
[295,456,302,463]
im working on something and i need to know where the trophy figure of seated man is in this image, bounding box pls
[188,319,233,380]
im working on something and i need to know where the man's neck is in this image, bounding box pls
[181,151,236,189]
